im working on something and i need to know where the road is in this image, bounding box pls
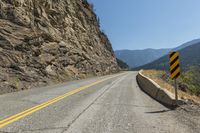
[0,72,199,133]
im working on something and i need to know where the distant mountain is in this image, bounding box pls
[115,48,170,68]
[115,39,200,69]
[135,42,200,71]
[174,39,200,51]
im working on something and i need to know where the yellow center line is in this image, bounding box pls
[0,73,126,129]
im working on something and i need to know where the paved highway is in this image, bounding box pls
[0,72,199,133]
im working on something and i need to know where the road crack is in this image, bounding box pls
[62,75,128,133]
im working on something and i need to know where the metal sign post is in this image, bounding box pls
[174,79,178,102]
[169,51,181,105]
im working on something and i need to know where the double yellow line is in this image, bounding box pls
[0,73,125,129]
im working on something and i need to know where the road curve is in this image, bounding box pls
[0,72,199,133]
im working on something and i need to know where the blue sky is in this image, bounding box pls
[88,0,200,50]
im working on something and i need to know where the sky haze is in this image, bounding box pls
[88,0,200,50]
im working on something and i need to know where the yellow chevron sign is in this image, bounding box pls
[169,51,181,79]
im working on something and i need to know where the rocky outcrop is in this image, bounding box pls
[0,0,119,94]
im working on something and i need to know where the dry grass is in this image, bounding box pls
[142,70,200,104]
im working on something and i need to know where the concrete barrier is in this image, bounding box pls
[136,70,182,107]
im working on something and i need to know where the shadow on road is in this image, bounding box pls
[145,109,172,114]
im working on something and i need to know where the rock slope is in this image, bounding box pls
[0,0,119,94]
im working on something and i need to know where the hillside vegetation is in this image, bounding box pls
[180,65,200,95]
[142,68,200,103]
[138,41,200,103]
[116,58,129,70]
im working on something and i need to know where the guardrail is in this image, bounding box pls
[136,70,183,108]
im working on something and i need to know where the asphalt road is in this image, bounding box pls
[0,72,199,133]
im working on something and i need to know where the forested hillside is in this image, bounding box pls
[135,43,200,71]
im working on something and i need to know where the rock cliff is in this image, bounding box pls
[0,0,119,94]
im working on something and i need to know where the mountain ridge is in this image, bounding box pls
[115,48,170,68]
[134,42,200,70]
[115,39,200,69]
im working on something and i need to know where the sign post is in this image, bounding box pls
[169,51,181,105]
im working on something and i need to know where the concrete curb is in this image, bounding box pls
[136,70,182,107]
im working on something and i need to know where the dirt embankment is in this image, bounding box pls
[142,70,200,104]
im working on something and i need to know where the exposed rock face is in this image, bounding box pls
[0,0,119,94]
